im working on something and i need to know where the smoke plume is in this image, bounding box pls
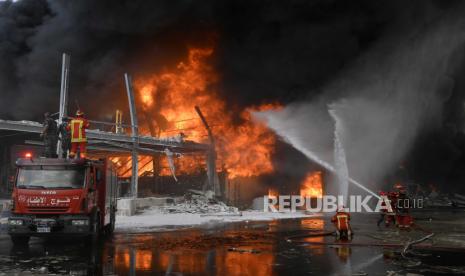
[2,0,465,190]
[258,5,465,194]
[0,0,416,121]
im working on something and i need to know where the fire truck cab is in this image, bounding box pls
[8,158,118,245]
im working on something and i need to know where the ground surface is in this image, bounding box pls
[0,210,464,275]
[115,209,313,231]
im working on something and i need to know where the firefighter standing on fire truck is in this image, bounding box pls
[41,112,58,158]
[67,110,90,159]
[58,117,71,158]
[331,207,353,240]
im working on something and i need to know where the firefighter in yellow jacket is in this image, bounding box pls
[66,110,90,159]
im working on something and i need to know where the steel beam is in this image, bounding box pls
[57,53,70,157]
[124,73,139,198]
[195,106,220,196]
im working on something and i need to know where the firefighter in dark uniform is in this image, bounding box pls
[40,112,58,158]
[58,118,71,158]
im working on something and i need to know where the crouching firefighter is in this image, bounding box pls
[67,110,90,159]
[331,207,353,240]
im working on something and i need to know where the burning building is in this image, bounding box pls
[106,46,326,206]
[0,45,327,208]
[114,47,278,179]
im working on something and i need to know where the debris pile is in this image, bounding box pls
[160,190,240,215]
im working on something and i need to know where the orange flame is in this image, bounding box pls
[268,188,278,199]
[300,171,323,198]
[121,46,279,179]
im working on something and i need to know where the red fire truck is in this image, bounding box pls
[8,157,118,245]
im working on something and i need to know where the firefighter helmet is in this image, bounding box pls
[394,183,404,190]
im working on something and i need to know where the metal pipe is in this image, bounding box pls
[115,109,124,133]
[57,53,70,157]
[194,106,220,196]
[124,73,139,198]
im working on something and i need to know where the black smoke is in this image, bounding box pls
[0,0,431,119]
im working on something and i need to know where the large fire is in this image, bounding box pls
[300,171,323,198]
[116,47,279,179]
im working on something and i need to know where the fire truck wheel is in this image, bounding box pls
[10,235,30,246]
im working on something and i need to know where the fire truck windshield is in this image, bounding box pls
[16,168,85,189]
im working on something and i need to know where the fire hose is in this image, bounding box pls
[285,232,465,252]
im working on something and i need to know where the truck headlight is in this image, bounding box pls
[8,219,23,226]
[71,220,88,226]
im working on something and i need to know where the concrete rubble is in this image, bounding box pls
[161,191,239,215]
[116,190,239,217]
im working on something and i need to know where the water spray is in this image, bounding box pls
[329,107,350,204]
[258,107,381,199]
[297,146,380,199]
